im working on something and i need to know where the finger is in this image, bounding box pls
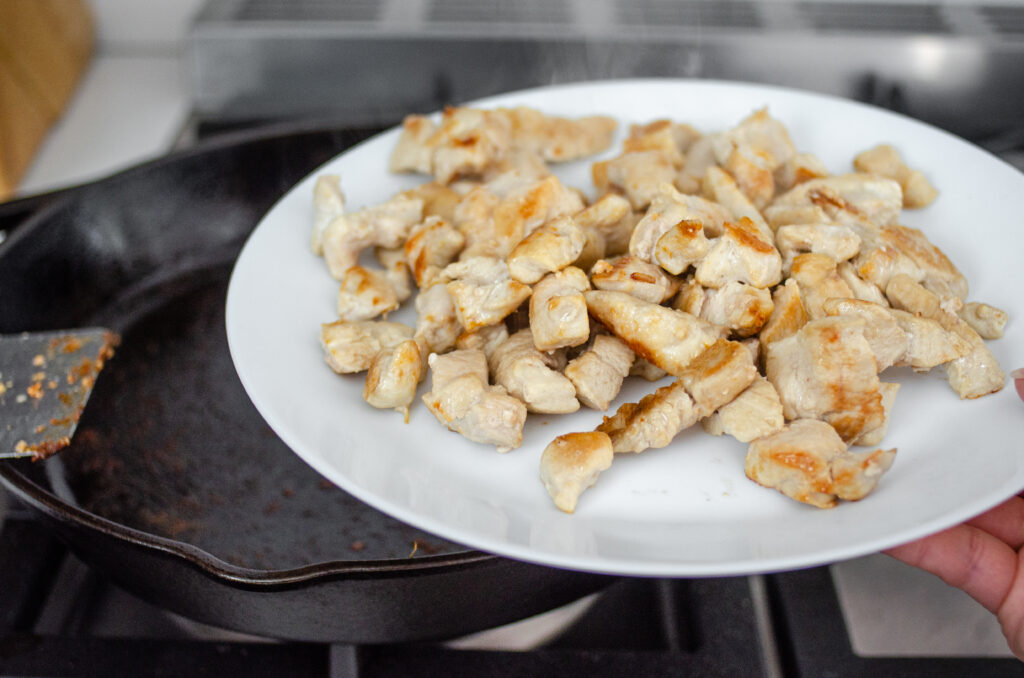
[965,495,1024,550]
[885,523,1018,613]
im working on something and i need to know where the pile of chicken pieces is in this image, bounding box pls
[313,103,1008,514]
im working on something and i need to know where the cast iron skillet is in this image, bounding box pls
[0,122,611,643]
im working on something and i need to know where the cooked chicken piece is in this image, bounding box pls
[765,316,886,443]
[774,152,829,194]
[573,226,607,273]
[624,119,701,167]
[321,320,413,374]
[886,275,1005,398]
[720,145,775,211]
[597,379,699,453]
[745,419,895,508]
[836,261,888,306]
[868,225,967,300]
[630,357,668,382]
[822,298,907,371]
[312,174,345,255]
[422,349,527,452]
[630,183,733,262]
[508,215,587,284]
[959,302,1008,340]
[671,277,704,316]
[789,253,855,319]
[389,114,437,174]
[462,175,585,260]
[775,223,861,273]
[853,144,938,209]
[452,184,500,235]
[455,322,509,361]
[374,246,413,303]
[442,257,532,332]
[404,216,465,288]
[701,167,772,239]
[322,192,424,279]
[702,376,784,442]
[715,108,798,171]
[853,381,899,446]
[677,338,758,417]
[502,106,617,163]
[403,181,462,223]
[853,240,926,294]
[590,255,679,304]
[413,282,461,355]
[694,218,783,290]
[363,339,423,419]
[336,266,401,321]
[481,149,551,198]
[573,193,635,257]
[677,134,720,194]
[584,290,722,377]
[740,337,761,364]
[540,431,614,513]
[564,334,635,411]
[882,308,967,369]
[428,107,514,184]
[529,267,591,352]
[653,219,710,275]
[699,281,774,338]
[489,329,579,414]
[758,278,808,357]
[765,174,902,231]
[592,150,677,210]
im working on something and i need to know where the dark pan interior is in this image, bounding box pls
[0,123,466,569]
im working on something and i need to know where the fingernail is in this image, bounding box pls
[1012,368,1024,402]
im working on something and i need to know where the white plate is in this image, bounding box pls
[226,79,1024,577]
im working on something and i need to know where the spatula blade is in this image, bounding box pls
[0,328,118,460]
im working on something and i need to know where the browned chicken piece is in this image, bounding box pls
[698,281,775,338]
[765,174,903,231]
[867,225,968,300]
[715,108,798,171]
[388,114,437,174]
[428,107,515,184]
[677,338,759,418]
[480,149,551,198]
[530,266,591,352]
[671,277,704,316]
[321,192,424,279]
[702,166,772,238]
[442,257,532,332]
[452,184,500,237]
[422,349,527,452]
[854,381,900,447]
[853,144,938,209]
[630,357,668,382]
[374,246,413,303]
[720,145,775,211]
[597,379,699,453]
[584,290,722,377]
[461,175,585,260]
[821,298,908,372]
[775,223,861,273]
[959,302,1008,340]
[630,183,733,262]
[590,254,679,304]
[455,322,509,361]
[836,261,888,306]
[413,282,461,355]
[573,193,635,257]
[336,266,402,321]
[363,339,423,419]
[887,308,969,369]
[402,181,462,222]
[702,376,785,443]
[320,319,414,374]
[592,150,677,210]
[745,419,896,508]
[853,239,926,294]
[404,216,465,288]
[564,334,635,411]
[677,134,721,194]
[789,253,855,319]
[654,219,710,275]
[540,431,614,513]
[758,279,808,357]
[765,316,886,443]
[507,215,587,284]
[774,152,829,194]
[694,218,783,290]
[312,174,345,255]
[489,329,579,414]
[503,106,617,163]
[886,275,1005,399]
[624,119,701,167]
